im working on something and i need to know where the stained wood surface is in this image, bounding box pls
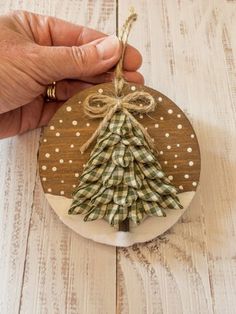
[38,83,200,198]
[0,1,236,314]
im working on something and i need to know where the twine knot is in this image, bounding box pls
[83,91,155,118]
[116,97,122,109]
[80,90,156,154]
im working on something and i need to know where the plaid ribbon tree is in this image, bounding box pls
[68,111,183,230]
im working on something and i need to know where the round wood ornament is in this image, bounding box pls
[38,82,201,247]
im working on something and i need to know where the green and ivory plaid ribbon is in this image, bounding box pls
[68,112,183,226]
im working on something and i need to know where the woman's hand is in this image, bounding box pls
[0,10,143,138]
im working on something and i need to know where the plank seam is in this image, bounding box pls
[18,148,39,314]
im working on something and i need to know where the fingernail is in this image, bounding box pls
[96,35,120,60]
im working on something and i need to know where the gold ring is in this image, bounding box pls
[45,81,57,102]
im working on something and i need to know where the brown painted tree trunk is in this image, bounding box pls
[118,218,129,231]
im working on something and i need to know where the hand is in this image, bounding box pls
[0,10,143,139]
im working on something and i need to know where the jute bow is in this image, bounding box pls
[80,9,157,154]
[80,91,156,154]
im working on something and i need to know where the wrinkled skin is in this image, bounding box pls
[0,10,143,138]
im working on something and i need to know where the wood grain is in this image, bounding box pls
[19,173,116,314]
[0,1,117,314]
[0,0,236,314]
[0,131,40,314]
[117,1,236,313]
[38,83,200,198]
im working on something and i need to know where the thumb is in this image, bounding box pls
[38,35,121,83]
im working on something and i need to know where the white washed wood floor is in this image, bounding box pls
[0,1,236,313]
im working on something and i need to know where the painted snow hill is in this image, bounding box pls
[45,191,195,247]
[39,82,201,246]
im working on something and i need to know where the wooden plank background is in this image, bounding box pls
[0,0,236,313]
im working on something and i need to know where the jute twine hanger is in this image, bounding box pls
[80,9,156,154]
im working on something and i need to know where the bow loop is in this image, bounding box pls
[83,90,156,119]
[80,88,157,154]
[83,93,116,118]
[122,91,155,113]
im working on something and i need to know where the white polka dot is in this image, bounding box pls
[42,177,47,181]
[191,134,195,138]
[86,123,90,127]
[72,120,78,126]
[47,188,52,193]
[177,114,181,118]
[72,184,76,188]
[177,144,180,147]
[168,109,173,114]
[139,103,143,107]
[43,139,47,143]
[75,173,79,177]
[189,161,194,166]
[160,151,163,155]
[52,167,57,172]
[98,88,103,93]
[192,182,197,187]
[56,132,60,137]
[139,114,143,119]
[83,164,86,168]
[76,132,80,137]
[70,144,74,148]
[59,119,63,123]
[60,191,64,195]
[42,165,47,170]
[131,86,136,91]
[55,148,60,152]
[145,127,148,130]
[179,185,184,190]
[69,160,73,163]
[187,147,192,153]
[174,165,178,169]
[66,106,72,112]
[50,125,55,130]
[97,104,101,107]
[184,174,190,179]
[59,159,64,163]
[160,117,164,120]
[78,101,82,104]
[167,145,171,149]
[175,154,178,158]
[165,133,170,137]
[61,180,64,183]
[158,96,162,102]
[154,124,159,128]
[164,161,168,164]
[45,153,50,158]
[168,175,173,181]
[177,124,182,129]
[152,138,154,142]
